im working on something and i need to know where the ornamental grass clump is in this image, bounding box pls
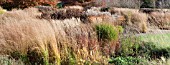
[96,24,119,41]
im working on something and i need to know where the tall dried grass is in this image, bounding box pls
[0,8,117,64]
[149,12,170,30]
[131,12,148,33]
[115,8,148,34]
[0,8,60,65]
[51,18,109,64]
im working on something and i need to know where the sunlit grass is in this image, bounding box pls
[139,33,170,48]
[0,7,6,14]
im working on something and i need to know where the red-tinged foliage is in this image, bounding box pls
[0,0,96,10]
[60,0,95,6]
[0,0,58,10]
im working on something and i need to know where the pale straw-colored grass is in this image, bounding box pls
[0,8,60,65]
[0,8,110,64]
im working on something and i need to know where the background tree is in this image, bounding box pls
[140,0,156,8]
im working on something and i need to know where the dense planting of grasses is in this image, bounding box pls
[0,6,170,65]
[0,8,121,65]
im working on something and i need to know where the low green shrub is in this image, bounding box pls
[61,48,77,65]
[0,55,24,65]
[117,37,142,57]
[10,49,49,65]
[95,24,123,56]
[143,42,170,59]
[27,48,49,65]
[68,51,77,65]
[116,26,124,34]
[109,56,147,65]
[118,36,170,60]
[95,24,119,41]
[10,51,30,65]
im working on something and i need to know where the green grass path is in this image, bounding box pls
[139,33,170,48]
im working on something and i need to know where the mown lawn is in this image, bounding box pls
[138,33,170,48]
